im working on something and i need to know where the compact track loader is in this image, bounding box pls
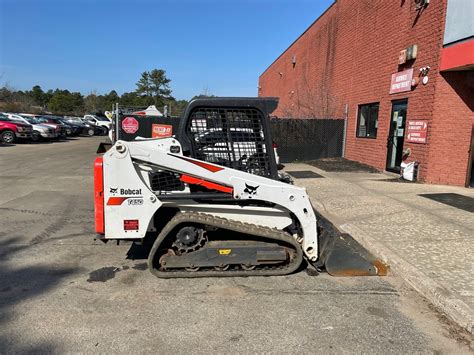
[94,98,386,278]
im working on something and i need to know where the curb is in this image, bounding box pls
[312,200,473,334]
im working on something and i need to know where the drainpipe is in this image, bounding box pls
[342,103,348,158]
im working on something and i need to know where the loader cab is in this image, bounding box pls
[178,97,279,180]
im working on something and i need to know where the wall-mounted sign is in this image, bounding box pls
[390,68,414,94]
[152,124,173,138]
[406,119,428,144]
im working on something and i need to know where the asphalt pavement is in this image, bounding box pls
[0,137,471,353]
[286,162,474,334]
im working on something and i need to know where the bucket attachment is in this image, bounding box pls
[314,214,388,276]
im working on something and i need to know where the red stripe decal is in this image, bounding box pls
[107,197,129,206]
[173,155,224,172]
[180,174,233,194]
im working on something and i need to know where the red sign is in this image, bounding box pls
[152,124,173,138]
[122,117,139,134]
[124,219,139,231]
[406,120,428,144]
[389,68,413,94]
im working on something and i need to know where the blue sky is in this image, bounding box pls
[0,0,333,100]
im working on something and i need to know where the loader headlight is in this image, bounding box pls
[170,145,180,154]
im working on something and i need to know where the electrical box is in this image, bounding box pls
[406,45,418,61]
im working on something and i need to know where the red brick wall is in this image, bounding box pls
[426,71,474,185]
[259,0,473,186]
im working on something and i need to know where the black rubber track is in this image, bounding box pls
[147,212,303,278]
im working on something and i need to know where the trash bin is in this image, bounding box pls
[401,161,419,181]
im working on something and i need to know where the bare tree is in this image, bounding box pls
[280,72,341,119]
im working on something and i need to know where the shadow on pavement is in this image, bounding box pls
[0,236,79,353]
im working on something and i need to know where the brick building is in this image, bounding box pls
[259,0,474,186]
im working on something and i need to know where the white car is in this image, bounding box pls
[4,113,57,140]
[83,115,112,133]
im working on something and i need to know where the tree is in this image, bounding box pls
[27,85,47,107]
[135,69,172,106]
[84,91,100,113]
[280,72,341,119]
[48,89,84,114]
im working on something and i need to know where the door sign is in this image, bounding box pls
[406,120,428,144]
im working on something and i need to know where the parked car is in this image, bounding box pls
[42,116,80,136]
[83,114,112,133]
[79,118,108,135]
[3,113,56,141]
[0,114,33,143]
[63,116,96,136]
[35,116,68,138]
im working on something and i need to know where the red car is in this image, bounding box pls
[0,114,33,143]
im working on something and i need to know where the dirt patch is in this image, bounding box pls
[132,263,148,271]
[87,267,120,282]
[307,157,379,173]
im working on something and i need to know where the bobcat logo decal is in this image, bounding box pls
[244,183,259,195]
[110,187,118,194]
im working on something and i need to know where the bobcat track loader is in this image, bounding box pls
[94,98,387,278]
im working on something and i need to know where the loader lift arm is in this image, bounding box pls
[108,139,319,262]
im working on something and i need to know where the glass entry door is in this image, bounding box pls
[386,100,408,173]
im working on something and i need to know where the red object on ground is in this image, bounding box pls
[122,117,139,134]
[94,156,105,234]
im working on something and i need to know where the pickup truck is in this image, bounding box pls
[4,113,57,140]
[0,114,33,143]
[83,114,112,133]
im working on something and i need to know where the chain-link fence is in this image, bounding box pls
[270,118,345,163]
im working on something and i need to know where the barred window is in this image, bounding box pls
[356,103,379,138]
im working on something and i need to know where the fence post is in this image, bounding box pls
[115,102,119,142]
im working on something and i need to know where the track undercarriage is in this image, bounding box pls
[148,212,303,278]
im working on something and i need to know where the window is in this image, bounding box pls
[356,103,379,138]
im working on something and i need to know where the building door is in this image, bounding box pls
[386,100,408,173]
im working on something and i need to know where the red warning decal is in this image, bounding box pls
[122,117,139,134]
[124,219,139,231]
